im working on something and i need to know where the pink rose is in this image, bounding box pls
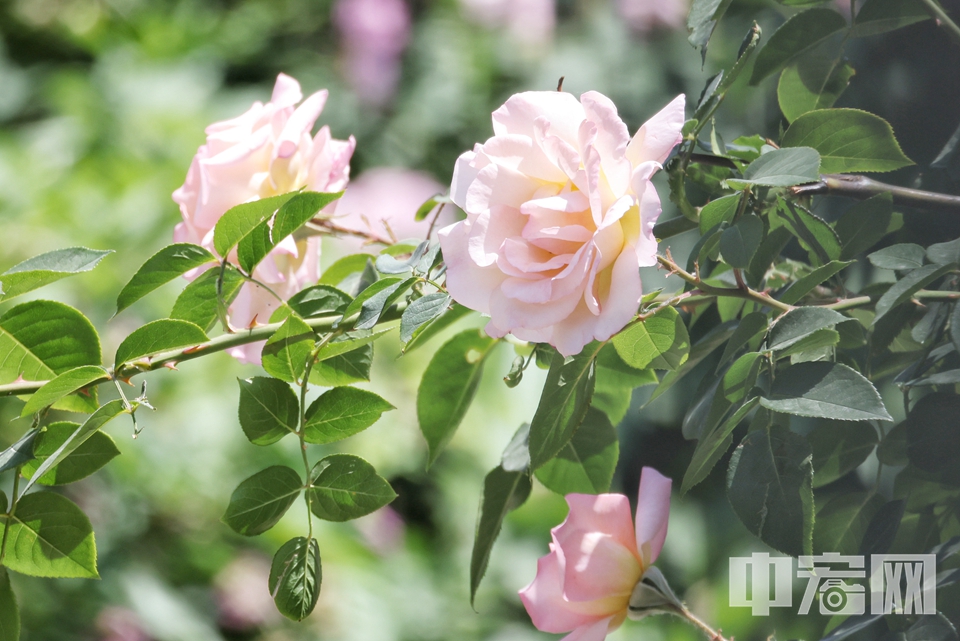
[438,91,685,356]
[173,73,355,363]
[335,0,411,106]
[617,0,689,33]
[519,467,673,641]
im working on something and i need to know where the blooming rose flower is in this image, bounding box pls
[173,73,355,363]
[519,467,673,641]
[438,91,685,356]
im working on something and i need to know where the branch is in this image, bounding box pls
[789,174,960,213]
[657,253,794,313]
[920,0,960,46]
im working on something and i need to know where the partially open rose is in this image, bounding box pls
[438,91,684,356]
[173,73,355,362]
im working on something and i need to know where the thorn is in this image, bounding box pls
[183,345,207,354]
[556,76,565,92]
[163,362,179,370]
[246,314,260,330]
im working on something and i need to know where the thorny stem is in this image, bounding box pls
[919,0,960,46]
[299,332,336,542]
[678,606,733,641]
[657,252,793,313]
[304,217,395,246]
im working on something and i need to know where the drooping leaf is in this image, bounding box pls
[270,537,321,622]
[0,492,98,578]
[303,387,394,445]
[873,263,955,324]
[0,430,39,475]
[683,351,763,440]
[535,407,619,495]
[0,568,19,641]
[612,308,690,370]
[115,244,216,314]
[781,109,914,173]
[767,307,848,351]
[859,499,905,557]
[836,193,894,260]
[0,300,101,385]
[726,147,822,188]
[687,0,733,59]
[747,226,793,288]
[750,8,848,84]
[760,362,892,420]
[20,365,107,418]
[400,293,451,343]
[115,319,208,368]
[814,492,883,555]
[775,201,842,264]
[237,377,299,445]
[222,466,303,536]
[852,0,930,36]
[22,422,120,486]
[778,52,854,123]
[417,330,498,465]
[169,266,245,331]
[308,454,396,521]
[727,425,815,556]
[0,247,112,302]
[809,420,879,487]
[868,243,926,270]
[261,315,316,383]
[470,465,532,605]
[213,192,298,258]
[338,277,411,330]
[528,343,602,470]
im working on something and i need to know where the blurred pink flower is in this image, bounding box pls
[353,505,406,554]
[335,0,411,106]
[520,467,673,641]
[334,167,447,245]
[459,0,556,44]
[96,607,151,641]
[617,0,689,33]
[215,552,280,630]
[173,73,354,363]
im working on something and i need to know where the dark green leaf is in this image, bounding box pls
[727,425,815,556]
[222,465,303,536]
[115,319,208,367]
[303,387,394,445]
[814,492,882,555]
[682,397,759,494]
[768,307,848,351]
[22,422,119,485]
[403,303,473,354]
[340,277,412,330]
[750,8,847,84]
[0,300,101,386]
[905,614,959,641]
[528,344,601,470]
[0,568,19,641]
[417,330,498,465]
[852,0,930,36]
[115,244,215,314]
[0,492,98,578]
[779,261,852,305]
[684,351,762,440]
[20,365,107,418]
[400,293,451,343]
[0,430,39,475]
[760,362,892,420]
[928,237,960,265]
[718,312,768,369]
[687,0,733,59]
[261,315,315,383]
[699,194,740,235]
[310,345,373,387]
[776,201,842,264]
[778,52,854,123]
[169,266,244,331]
[727,147,822,188]
[501,423,531,473]
[213,192,297,258]
[237,377,299,445]
[612,308,690,370]
[873,263,955,324]
[0,247,112,302]
[859,500,905,557]
[309,454,396,521]
[781,108,914,173]
[906,392,960,481]
[535,407,618,495]
[269,537,321,622]
[279,285,351,320]
[747,226,793,289]
[719,214,763,268]
[836,194,894,260]
[809,420,878,487]
[868,243,926,270]
[470,465,532,605]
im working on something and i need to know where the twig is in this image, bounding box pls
[919,0,960,46]
[657,253,793,313]
[304,217,395,245]
[679,606,733,641]
[789,174,960,214]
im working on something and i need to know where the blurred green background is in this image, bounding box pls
[0,0,958,639]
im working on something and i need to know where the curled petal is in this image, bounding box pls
[492,91,586,145]
[519,549,613,633]
[635,467,672,567]
[625,94,686,165]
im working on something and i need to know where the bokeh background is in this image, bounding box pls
[0,0,958,639]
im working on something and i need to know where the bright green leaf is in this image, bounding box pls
[535,407,619,495]
[0,247,112,302]
[612,308,690,370]
[782,109,914,173]
[20,366,107,418]
[237,377,299,445]
[593,343,658,425]
[727,147,822,188]
[318,254,372,288]
[222,466,303,536]
[699,194,740,235]
[303,387,394,444]
[261,315,315,383]
[648,321,738,404]
[0,568,19,641]
[269,537,321,621]
[169,266,245,332]
[115,244,215,315]
[22,422,119,486]
[213,192,297,258]
[0,492,98,578]
[115,319,208,367]
[310,345,373,387]
[309,454,396,521]
[778,54,854,123]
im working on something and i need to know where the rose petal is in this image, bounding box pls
[625,94,686,165]
[560,616,616,641]
[271,73,304,109]
[492,91,585,146]
[519,549,613,633]
[580,91,632,196]
[276,89,329,159]
[635,467,672,567]
[437,221,505,313]
[634,179,662,267]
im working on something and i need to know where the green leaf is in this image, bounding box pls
[318,254,371,288]
[906,392,960,481]
[236,219,272,276]
[868,243,926,270]
[314,327,391,362]
[269,537,321,622]
[0,430,39,475]
[237,377,299,446]
[684,351,763,440]
[528,344,601,470]
[22,422,119,486]
[809,420,879,487]
[417,330,498,466]
[858,499,905,557]
[718,312,768,369]
[776,201,842,264]
[19,400,126,496]
[309,454,396,521]
[779,261,852,305]
[0,247,112,302]
[20,365,107,418]
[781,109,914,173]
[0,568,19,641]
[400,293,451,343]
[277,285,351,321]
[687,0,733,59]
[115,244,215,315]
[340,277,412,330]
[261,315,315,383]
[720,214,764,268]
[0,492,98,578]
[905,615,959,641]
[778,54,854,123]
[0,300,101,385]
[699,194,740,235]
[873,263,955,324]
[593,344,658,424]
[852,0,930,36]
[169,266,245,332]
[535,407,618,495]
[310,345,373,387]
[750,8,848,84]
[727,147,822,188]
[222,465,303,536]
[470,466,532,607]
[727,425,814,556]
[415,195,442,222]
[927,237,960,265]
[213,192,298,258]
[303,387,394,445]
[403,303,473,354]
[682,397,759,494]
[115,319,208,368]
[648,321,738,404]
[767,306,849,351]
[612,308,690,370]
[836,195,894,261]
[760,362,892,420]
[814,493,883,555]
[747,226,793,289]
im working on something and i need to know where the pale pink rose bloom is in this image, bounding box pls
[173,73,355,363]
[438,91,685,356]
[617,0,688,33]
[520,467,673,641]
[335,167,447,245]
[459,0,556,44]
[335,0,411,106]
